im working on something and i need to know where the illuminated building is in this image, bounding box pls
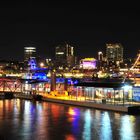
[106,43,123,65]
[75,81,133,104]
[46,58,52,65]
[24,47,36,62]
[80,58,96,69]
[0,60,21,75]
[97,51,105,70]
[22,58,48,80]
[55,43,75,68]
[98,51,103,61]
[46,58,53,68]
[28,58,37,70]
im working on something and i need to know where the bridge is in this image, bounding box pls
[0,77,22,93]
[0,77,50,100]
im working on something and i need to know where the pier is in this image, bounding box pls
[1,77,140,114]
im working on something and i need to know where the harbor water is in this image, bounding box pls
[0,99,140,140]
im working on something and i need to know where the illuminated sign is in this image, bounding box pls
[80,58,96,69]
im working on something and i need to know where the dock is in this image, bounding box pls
[13,93,140,115]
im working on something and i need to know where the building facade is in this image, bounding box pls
[106,43,123,66]
[55,43,75,68]
[80,58,96,70]
[24,47,36,62]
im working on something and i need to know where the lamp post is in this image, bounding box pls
[40,62,44,68]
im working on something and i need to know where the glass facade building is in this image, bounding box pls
[106,43,123,64]
[55,43,75,68]
[24,47,36,61]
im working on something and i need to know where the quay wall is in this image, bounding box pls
[14,94,32,100]
[42,98,128,113]
[14,94,135,113]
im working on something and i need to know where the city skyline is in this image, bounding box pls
[0,1,140,60]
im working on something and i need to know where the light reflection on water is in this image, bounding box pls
[100,112,112,140]
[0,99,140,140]
[82,110,91,140]
[120,115,136,140]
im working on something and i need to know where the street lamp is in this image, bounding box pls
[40,62,44,67]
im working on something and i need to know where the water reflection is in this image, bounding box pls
[100,112,112,140]
[68,107,80,140]
[0,99,140,140]
[82,110,91,140]
[120,115,136,140]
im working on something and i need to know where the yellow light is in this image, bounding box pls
[82,58,96,61]
[68,108,76,116]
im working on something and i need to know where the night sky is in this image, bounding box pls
[0,1,140,61]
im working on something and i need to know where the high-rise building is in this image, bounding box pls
[24,47,36,61]
[106,43,123,65]
[55,43,75,68]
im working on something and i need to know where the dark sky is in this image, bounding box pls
[0,1,140,61]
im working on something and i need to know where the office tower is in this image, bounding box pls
[55,43,75,68]
[106,43,123,65]
[24,47,36,62]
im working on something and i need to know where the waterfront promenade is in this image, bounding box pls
[0,76,140,114]
[14,92,140,114]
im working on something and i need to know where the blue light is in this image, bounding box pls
[28,58,37,70]
[27,58,49,80]
[122,85,132,91]
[56,78,65,83]
[67,79,72,84]
[74,80,78,84]
[66,78,79,85]
[32,72,47,80]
